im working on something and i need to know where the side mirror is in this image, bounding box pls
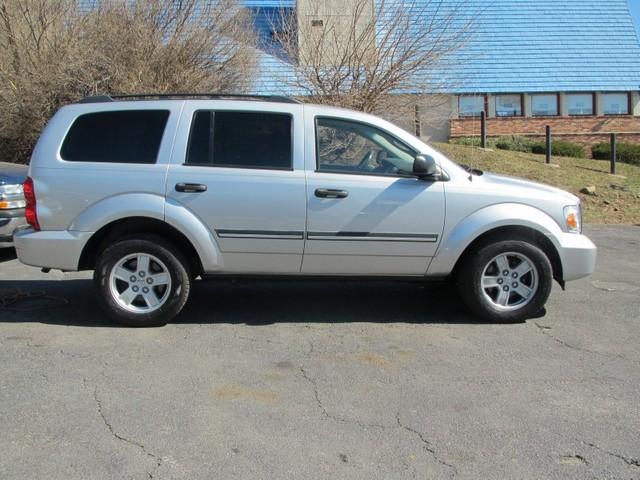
[413,154,439,180]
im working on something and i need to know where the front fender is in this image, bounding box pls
[428,203,562,276]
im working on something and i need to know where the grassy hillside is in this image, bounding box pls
[433,143,640,224]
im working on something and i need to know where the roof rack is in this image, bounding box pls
[79,93,301,104]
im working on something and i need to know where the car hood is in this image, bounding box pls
[480,171,579,204]
[0,162,28,185]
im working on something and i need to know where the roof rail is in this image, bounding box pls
[79,93,301,104]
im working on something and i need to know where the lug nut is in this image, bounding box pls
[497,278,503,285]
[503,286,509,292]
[132,286,139,292]
[142,287,149,293]
[130,275,137,282]
[147,278,153,284]
[512,282,518,288]
[512,272,518,278]
[503,270,509,276]
[139,271,145,277]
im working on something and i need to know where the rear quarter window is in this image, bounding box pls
[60,110,170,164]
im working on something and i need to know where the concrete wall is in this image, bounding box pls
[296,0,375,67]
[377,95,456,143]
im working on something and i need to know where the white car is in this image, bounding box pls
[15,94,596,326]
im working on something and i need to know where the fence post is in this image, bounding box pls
[414,104,421,138]
[545,125,551,164]
[610,133,617,175]
[480,111,487,148]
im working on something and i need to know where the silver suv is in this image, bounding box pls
[15,94,596,327]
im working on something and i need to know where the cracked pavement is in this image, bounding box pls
[1,225,639,479]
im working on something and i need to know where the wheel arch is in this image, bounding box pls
[78,217,203,275]
[428,203,565,286]
[450,225,563,287]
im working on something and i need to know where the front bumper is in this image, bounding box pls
[0,211,27,247]
[14,228,93,270]
[551,232,597,282]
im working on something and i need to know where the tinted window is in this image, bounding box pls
[185,111,292,169]
[186,111,213,165]
[61,110,169,163]
[316,117,415,176]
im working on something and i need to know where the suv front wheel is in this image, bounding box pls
[458,240,553,323]
[94,235,191,327]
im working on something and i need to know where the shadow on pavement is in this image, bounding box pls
[0,278,494,327]
[0,248,17,263]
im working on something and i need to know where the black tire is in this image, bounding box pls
[93,234,191,327]
[457,240,553,323]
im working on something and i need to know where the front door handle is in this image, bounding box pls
[175,183,207,193]
[315,188,349,199]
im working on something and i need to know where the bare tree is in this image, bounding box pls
[276,0,473,114]
[0,0,257,163]
[82,0,257,94]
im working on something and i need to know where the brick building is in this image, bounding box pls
[249,0,640,149]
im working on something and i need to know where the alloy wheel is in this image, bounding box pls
[108,253,172,314]
[480,252,539,311]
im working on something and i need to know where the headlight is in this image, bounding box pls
[0,184,26,210]
[563,205,582,233]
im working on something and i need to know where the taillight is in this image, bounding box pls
[23,177,40,231]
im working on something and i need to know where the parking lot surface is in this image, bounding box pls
[1,225,639,480]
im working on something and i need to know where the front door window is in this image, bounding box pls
[316,117,416,176]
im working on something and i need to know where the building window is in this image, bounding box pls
[603,93,630,115]
[495,94,522,117]
[531,94,558,116]
[458,96,484,117]
[567,93,594,116]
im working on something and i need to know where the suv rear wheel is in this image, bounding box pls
[458,240,553,323]
[94,235,191,327]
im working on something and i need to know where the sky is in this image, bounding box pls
[630,0,640,36]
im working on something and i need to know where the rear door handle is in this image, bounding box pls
[175,183,207,193]
[315,188,349,199]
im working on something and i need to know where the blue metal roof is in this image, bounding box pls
[244,0,294,6]
[251,0,640,95]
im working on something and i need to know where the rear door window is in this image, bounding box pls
[185,111,292,169]
[61,110,170,164]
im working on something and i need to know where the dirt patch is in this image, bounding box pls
[319,351,393,369]
[211,384,280,404]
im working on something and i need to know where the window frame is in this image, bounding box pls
[59,109,170,164]
[566,93,596,117]
[530,93,560,117]
[495,94,524,118]
[602,92,631,116]
[314,116,419,179]
[458,95,486,118]
[182,109,295,171]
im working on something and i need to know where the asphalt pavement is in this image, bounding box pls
[0,225,638,479]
